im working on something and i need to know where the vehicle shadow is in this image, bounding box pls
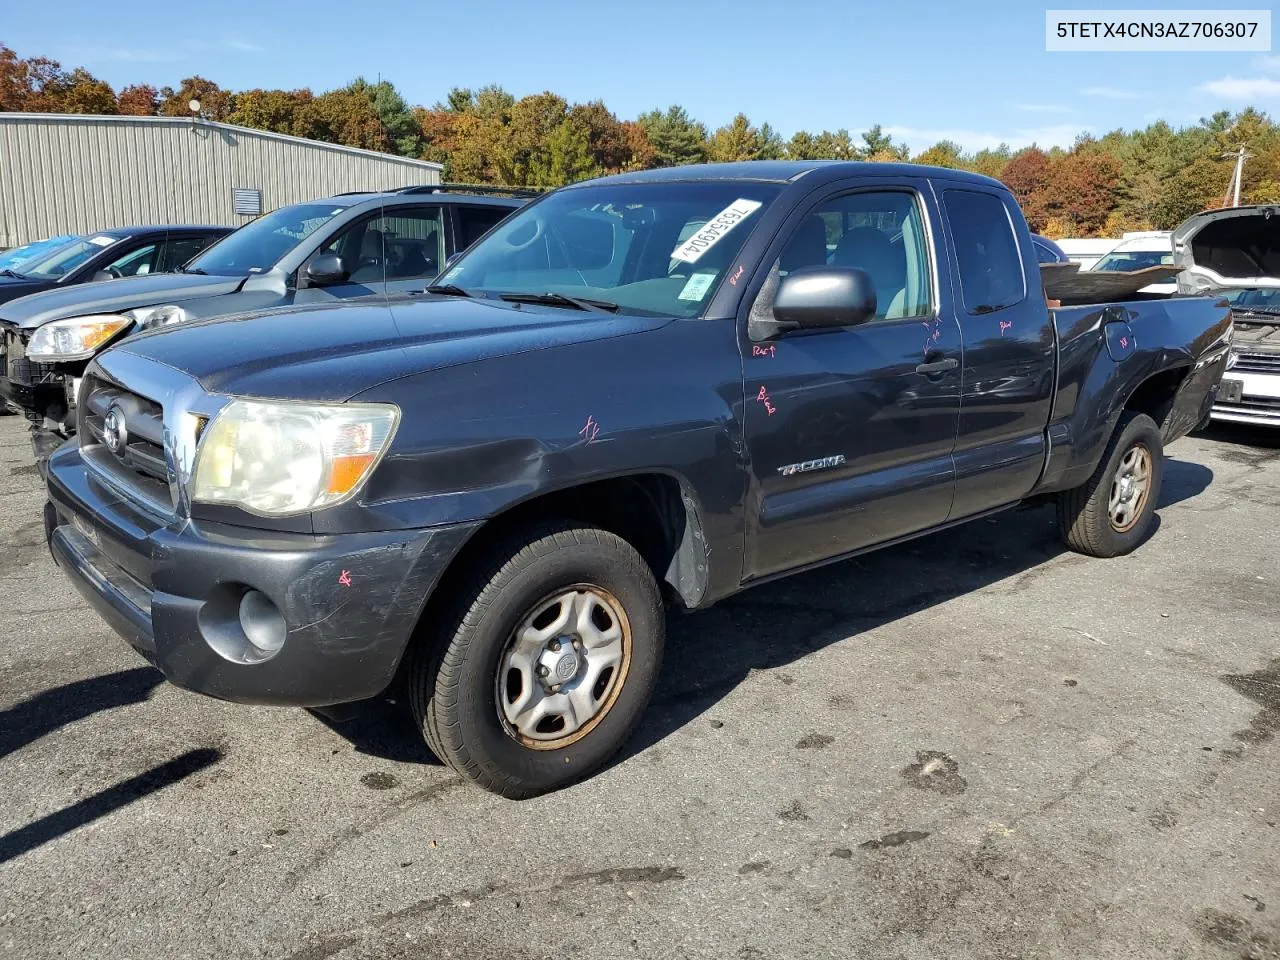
[0,748,221,864]
[320,458,1213,772]
[0,667,164,762]
[622,454,1212,763]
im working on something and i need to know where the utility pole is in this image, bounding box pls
[1220,146,1250,207]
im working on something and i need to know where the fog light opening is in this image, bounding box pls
[239,589,286,658]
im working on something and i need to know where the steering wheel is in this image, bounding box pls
[105,266,124,279]
[499,218,544,252]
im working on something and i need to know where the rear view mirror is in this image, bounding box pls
[305,254,348,287]
[555,213,615,271]
[773,266,877,329]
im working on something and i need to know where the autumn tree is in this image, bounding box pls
[1000,147,1052,231]
[229,88,320,138]
[568,100,630,173]
[620,120,657,170]
[970,145,1012,180]
[913,140,964,169]
[344,78,420,156]
[312,88,386,150]
[117,83,159,116]
[1042,150,1122,236]
[707,113,770,162]
[159,77,234,121]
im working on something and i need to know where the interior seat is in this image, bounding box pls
[831,226,907,318]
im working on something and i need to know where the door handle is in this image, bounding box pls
[915,357,958,375]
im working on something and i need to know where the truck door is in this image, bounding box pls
[935,188,1056,518]
[740,181,963,581]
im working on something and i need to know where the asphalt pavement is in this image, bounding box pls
[0,414,1277,960]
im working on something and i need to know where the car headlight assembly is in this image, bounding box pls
[27,314,132,360]
[124,304,189,329]
[191,399,400,516]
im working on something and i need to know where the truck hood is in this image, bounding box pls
[0,272,245,330]
[116,295,674,401]
[1173,204,1280,294]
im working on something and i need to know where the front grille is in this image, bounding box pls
[1233,351,1280,374]
[1219,395,1280,412]
[2,325,62,388]
[79,375,172,509]
[8,356,62,387]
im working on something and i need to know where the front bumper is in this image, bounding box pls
[1212,370,1280,427]
[45,443,479,706]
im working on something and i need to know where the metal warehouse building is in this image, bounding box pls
[0,113,443,247]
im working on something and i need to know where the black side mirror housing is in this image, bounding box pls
[773,266,877,330]
[305,254,348,287]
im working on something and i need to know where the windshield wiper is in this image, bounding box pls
[425,283,471,297]
[0,269,28,280]
[499,291,620,313]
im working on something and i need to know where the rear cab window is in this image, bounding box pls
[942,190,1027,314]
[456,205,514,249]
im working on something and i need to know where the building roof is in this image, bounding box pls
[0,112,444,172]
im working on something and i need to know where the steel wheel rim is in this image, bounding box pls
[1108,442,1152,533]
[495,584,633,750]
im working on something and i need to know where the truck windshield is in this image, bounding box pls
[1093,250,1173,271]
[437,181,782,318]
[185,203,349,276]
[1221,287,1280,310]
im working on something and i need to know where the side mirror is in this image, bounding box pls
[305,254,348,287]
[773,266,877,330]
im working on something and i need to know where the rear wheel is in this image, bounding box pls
[1057,411,1164,558]
[409,522,664,798]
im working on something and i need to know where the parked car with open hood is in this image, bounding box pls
[1173,204,1280,426]
[44,161,1231,798]
[0,191,523,461]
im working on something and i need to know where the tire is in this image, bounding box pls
[408,522,664,799]
[1057,411,1164,558]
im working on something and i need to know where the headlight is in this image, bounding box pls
[124,304,189,329]
[191,399,400,516]
[27,314,132,360]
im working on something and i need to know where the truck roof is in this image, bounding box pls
[578,160,1006,189]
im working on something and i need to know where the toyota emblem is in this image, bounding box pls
[102,406,127,454]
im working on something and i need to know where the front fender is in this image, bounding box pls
[340,317,750,604]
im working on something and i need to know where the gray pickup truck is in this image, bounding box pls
[44,161,1231,798]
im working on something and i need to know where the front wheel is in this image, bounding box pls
[1057,411,1164,558]
[409,522,665,798]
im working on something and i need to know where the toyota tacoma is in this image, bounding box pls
[43,161,1231,798]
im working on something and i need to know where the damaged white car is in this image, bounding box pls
[1173,204,1280,427]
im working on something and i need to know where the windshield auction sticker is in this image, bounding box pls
[671,200,763,264]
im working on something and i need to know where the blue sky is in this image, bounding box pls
[5,0,1279,152]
